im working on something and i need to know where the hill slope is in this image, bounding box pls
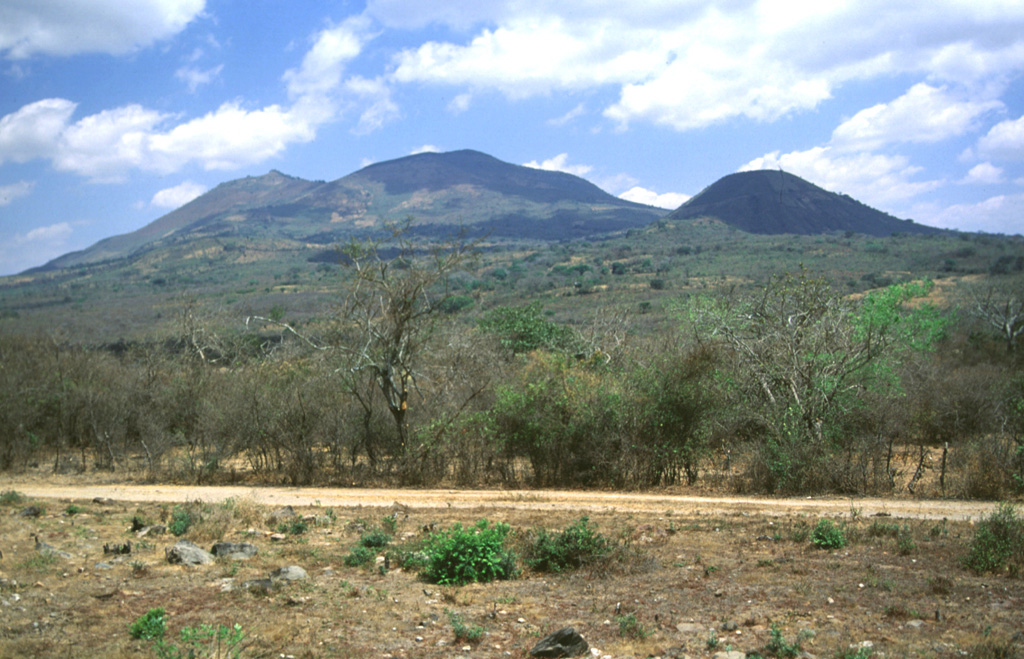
[35,150,666,271]
[667,170,941,237]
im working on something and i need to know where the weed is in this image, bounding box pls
[278,517,308,536]
[421,519,518,586]
[381,514,398,535]
[835,647,875,659]
[525,517,611,572]
[446,609,484,643]
[616,613,648,639]
[763,622,801,658]
[0,490,25,505]
[344,546,374,567]
[64,504,81,516]
[130,560,149,577]
[789,520,810,543]
[966,637,1020,658]
[811,519,847,550]
[896,526,916,556]
[963,503,1024,576]
[129,608,167,640]
[707,629,720,649]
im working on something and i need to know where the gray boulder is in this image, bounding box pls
[529,627,589,658]
[166,540,214,565]
[211,542,258,560]
[270,565,307,582]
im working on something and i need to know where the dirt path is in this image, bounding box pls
[3,482,1001,520]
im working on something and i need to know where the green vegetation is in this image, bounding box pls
[420,519,518,586]
[446,609,484,643]
[811,519,848,550]
[130,607,246,659]
[525,517,612,572]
[344,545,375,567]
[762,623,802,658]
[964,503,1024,576]
[169,507,193,537]
[615,613,648,639]
[0,490,25,505]
[129,608,167,641]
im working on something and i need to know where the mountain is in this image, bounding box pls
[666,170,942,237]
[35,150,666,271]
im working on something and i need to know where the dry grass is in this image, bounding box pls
[1,493,1022,658]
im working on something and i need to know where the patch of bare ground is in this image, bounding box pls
[1,485,1022,658]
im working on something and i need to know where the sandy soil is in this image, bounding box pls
[3,482,1001,520]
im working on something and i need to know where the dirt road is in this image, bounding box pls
[3,482,1001,520]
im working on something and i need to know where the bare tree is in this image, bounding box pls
[969,283,1024,352]
[337,220,476,451]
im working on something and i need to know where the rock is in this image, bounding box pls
[269,506,296,524]
[211,542,258,560]
[270,565,308,582]
[136,525,166,538]
[711,652,746,659]
[166,540,214,566]
[906,620,925,630]
[676,623,705,634]
[92,497,115,506]
[269,533,286,542]
[529,627,589,658]
[721,621,738,632]
[243,578,274,595]
[19,506,44,518]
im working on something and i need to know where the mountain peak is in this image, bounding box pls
[668,170,941,237]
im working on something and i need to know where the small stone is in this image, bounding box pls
[166,540,214,566]
[270,565,308,582]
[529,627,588,658]
[827,597,835,605]
[907,620,925,629]
[270,533,286,542]
[721,621,738,632]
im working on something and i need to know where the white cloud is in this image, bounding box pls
[740,147,942,207]
[283,15,371,100]
[912,193,1024,235]
[447,93,472,114]
[0,180,34,205]
[0,98,76,163]
[382,2,1024,132]
[830,83,1003,152]
[54,104,169,181]
[175,64,223,93]
[0,221,74,274]
[619,186,689,209]
[345,76,399,134]
[0,0,204,59]
[961,162,1004,185]
[410,144,440,154]
[151,181,207,209]
[548,103,586,127]
[523,153,592,177]
[24,221,72,242]
[976,115,1024,161]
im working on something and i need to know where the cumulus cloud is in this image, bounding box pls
[151,181,207,209]
[0,221,74,275]
[961,162,1004,185]
[831,84,1003,152]
[0,180,34,205]
[0,0,204,59]
[283,15,372,100]
[548,103,586,127]
[619,186,690,209]
[0,98,76,164]
[912,193,1024,235]
[447,93,472,114]
[976,115,1024,161]
[345,76,400,134]
[381,2,1024,131]
[523,153,592,177]
[741,147,942,207]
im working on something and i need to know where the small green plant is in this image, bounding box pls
[278,517,308,535]
[525,517,611,572]
[707,629,720,649]
[130,607,167,640]
[344,545,374,567]
[836,647,875,659]
[896,526,916,556]
[763,622,801,658]
[0,490,25,505]
[811,519,847,550]
[64,504,81,516]
[170,623,246,659]
[359,528,391,549]
[381,514,398,535]
[789,520,810,543]
[169,507,193,537]
[421,519,518,586]
[446,609,484,643]
[963,503,1024,575]
[616,613,648,640]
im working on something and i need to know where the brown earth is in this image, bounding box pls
[0,481,1021,658]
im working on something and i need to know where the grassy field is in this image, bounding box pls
[1,488,1021,658]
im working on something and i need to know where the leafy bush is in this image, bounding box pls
[64,504,81,516]
[421,519,518,585]
[525,517,611,572]
[359,528,391,548]
[964,503,1024,575]
[129,608,167,640]
[169,507,193,537]
[810,519,847,550]
[0,490,25,505]
[344,546,374,567]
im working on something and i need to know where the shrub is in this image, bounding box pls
[168,507,193,537]
[810,519,847,550]
[344,546,374,567]
[525,517,611,572]
[616,613,648,639]
[446,609,484,643]
[129,607,167,640]
[963,503,1024,575]
[421,519,518,585]
[0,490,25,505]
[359,528,391,549]
[763,623,800,658]
[278,517,308,536]
[64,504,81,516]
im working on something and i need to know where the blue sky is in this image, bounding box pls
[1,0,1023,275]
